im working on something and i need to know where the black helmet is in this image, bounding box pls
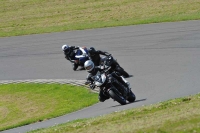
[88,47,96,56]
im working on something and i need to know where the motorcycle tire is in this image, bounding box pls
[116,66,129,78]
[108,89,126,105]
[127,90,136,103]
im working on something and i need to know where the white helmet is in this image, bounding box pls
[62,44,71,54]
[62,44,69,51]
[84,60,94,72]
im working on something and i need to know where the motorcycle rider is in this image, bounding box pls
[84,60,130,102]
[88,47,111,66]
[62,44,89,71]
[88,47,129,78]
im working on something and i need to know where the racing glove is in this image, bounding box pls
[89,84,95,90]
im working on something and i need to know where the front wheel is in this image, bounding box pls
[127,90,136,103]
[109,89,126,105]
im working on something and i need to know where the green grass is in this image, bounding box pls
[0,83,98,131]
[29,93,200,133]
[0,0,200,37]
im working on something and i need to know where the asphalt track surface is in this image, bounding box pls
[0,20,200,133]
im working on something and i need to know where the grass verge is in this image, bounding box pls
[29,93,200,133]
[0,0,200,37]
[0,83,98,131]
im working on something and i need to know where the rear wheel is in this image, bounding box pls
[109,89,126,105]
[127,90,136,103]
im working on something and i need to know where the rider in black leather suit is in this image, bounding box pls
[88,47,110,66]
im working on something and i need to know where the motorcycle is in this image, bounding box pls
[100,55,129,78]
[85,65,136,105]
[70,47,89,70]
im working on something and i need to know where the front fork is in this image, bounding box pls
[112,81,129,99]
[105,75,130,99]
[117,77,131,99]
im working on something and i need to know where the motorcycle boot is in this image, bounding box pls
[72,63,78,71]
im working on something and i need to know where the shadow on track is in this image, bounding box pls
[110,98,147,108]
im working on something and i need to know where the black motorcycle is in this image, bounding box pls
[100,55,129,78]
[85,66,136,105]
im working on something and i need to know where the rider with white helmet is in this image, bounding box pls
[62,44,89,71]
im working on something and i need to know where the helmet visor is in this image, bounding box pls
[85,65,93,71]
